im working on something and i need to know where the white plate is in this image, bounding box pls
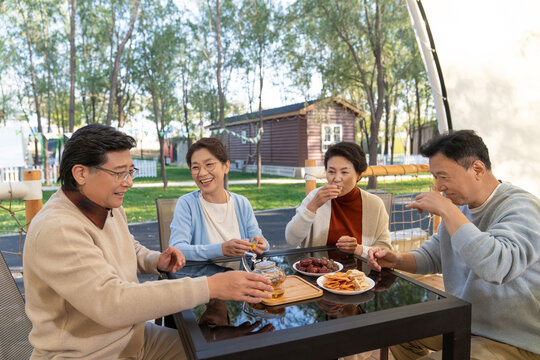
[292,260,343,277]
[316,275,375,295]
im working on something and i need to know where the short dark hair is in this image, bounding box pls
[60,124,136,191]
[324,142,367,174]
[419,130,491,170]
[186,137,229,167]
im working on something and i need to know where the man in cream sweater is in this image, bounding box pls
[23,124,273,359]
[368,130,540,359]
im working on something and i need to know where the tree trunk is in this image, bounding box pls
[158,134,168,189]
[21,8,41,134]
[69,0,77,132]
[256,46,264,188]
[182,72,192,146]
[390,108,397,165]
[383,89,390,157]
[43,136,50,185]
[91,97,96,124]
[390,84,398,164]
[117,90,124,127]
[81,29,90,125]
[368,0,385,189]
[215,0,228,190]
[39,6,52,134]
[20,4,50,184]
[60,102,66,134]
[106,0,140,125]
[34,138,39,166]
[148,75,168,189]
[215,0,224,129]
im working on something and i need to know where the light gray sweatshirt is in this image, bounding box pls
[412,182,540,354]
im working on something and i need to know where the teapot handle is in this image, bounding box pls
[241,251,257,272]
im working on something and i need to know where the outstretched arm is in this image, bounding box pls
[368,247,417,273]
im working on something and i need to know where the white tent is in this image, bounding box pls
[0,126,29,168]
[407,0,540,197]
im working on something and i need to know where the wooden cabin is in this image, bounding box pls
[208,98,364,177]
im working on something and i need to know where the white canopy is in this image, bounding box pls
[407,0,540,197]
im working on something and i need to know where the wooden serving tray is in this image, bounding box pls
[262,275,323,306]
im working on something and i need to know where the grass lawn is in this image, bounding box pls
[122,182,307,224]
[0,183,307,232]
[0,166,433,232]
[134,167,294,183]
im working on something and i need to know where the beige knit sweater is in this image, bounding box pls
[285,188,392,256]
[23,190,209,359]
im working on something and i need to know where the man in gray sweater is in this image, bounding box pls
[368,130,540,359]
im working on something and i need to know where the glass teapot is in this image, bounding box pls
[242,253,286,299]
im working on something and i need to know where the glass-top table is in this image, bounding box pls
[170,246,471,360]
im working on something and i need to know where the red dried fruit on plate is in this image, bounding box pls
[300,259,312,267]
[327,259,337,271]
[321,259,328,266]
[297,265,307,271]
[312,258,322,266]
[310,266,320,273]
[306,264,314,273]
[319,267,330,273]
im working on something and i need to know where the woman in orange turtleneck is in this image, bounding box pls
[285,142,392,257]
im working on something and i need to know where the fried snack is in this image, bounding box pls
[324,270,370,292]
[346,269,365,279]
[352,277,370,291]
[323,272,356,291]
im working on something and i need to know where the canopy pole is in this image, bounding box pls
[406,0,452,133]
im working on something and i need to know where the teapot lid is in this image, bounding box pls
[254,260,276,269]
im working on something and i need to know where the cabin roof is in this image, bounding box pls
[208,97,365,129]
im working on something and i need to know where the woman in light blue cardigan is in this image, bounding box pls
[169,138,268,261]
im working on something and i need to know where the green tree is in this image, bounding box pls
[69,0,76,132]
[105,0,140,126]
[0,18,15,125]
[177,22,207,147]
[186,18,219,137]
[137,0,183,189]
[285,0,422,183]
[78,1,112,124]
[112,31,140,129]
[197,0,242,188]
[7,0,68,183]
[238,0,280,188]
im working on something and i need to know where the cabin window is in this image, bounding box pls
[241,130,247,144]
[321,124,342,151]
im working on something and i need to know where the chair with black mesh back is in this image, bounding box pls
[154,198,179,327]
[0,251,33,359]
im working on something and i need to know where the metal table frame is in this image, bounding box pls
[171,247,471,360]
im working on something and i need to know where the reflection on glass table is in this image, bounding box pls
[172,247,469,360]
[179,250,441,341]
[197,299,274,342]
